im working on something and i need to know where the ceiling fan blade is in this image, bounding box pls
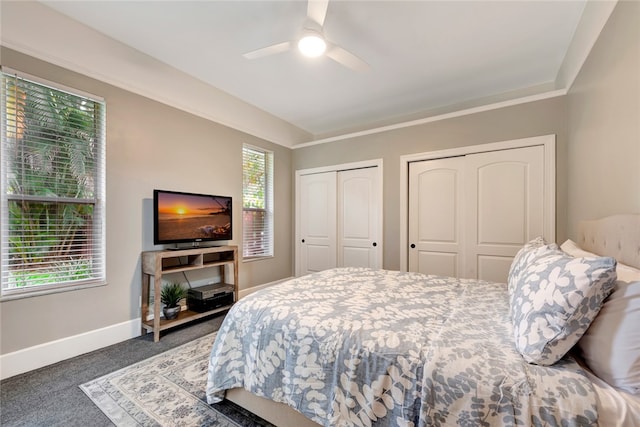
[307,0,329,27]
[326,44,369,72]
[243,41,292,60]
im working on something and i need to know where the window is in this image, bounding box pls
[1,69,106,299]
[242,144,273,259]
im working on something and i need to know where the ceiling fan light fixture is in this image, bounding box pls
[298,33,326,57]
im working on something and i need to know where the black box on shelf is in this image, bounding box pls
[187,292,234,312]
[188,283,234,300]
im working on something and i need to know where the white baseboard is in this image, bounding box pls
[0,318,141,380]
[0,277,293,380]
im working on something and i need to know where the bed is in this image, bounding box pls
[206,214,640,426]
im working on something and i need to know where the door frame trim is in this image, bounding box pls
[399,134,556,272]
[295,159,383,276]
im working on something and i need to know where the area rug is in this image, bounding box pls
[80,332,271,427]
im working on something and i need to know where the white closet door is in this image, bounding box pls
[337,167,381,269]
[299,172,337,275]
[408,145,548,283]
[408,157,464,277]
[465,145,545,282]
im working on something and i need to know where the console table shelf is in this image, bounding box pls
[141,246,238,342]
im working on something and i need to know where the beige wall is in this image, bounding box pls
[0,48,293,354]
[567,0,640,238]
[293,97,568,270]
[2,0,637,361]
[292,0,639,272]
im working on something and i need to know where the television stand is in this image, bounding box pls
[140,245,238,342]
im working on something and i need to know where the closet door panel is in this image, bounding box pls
[477,255,515,283]
[297,165,382,276]
[342,248,372,268]
[338,167,381,269]
[466,145,545,282]
[477,163,527,244]
[418,252,458,278]
[306,245,334,273]
[299,172,337,275]
[408,157,464,277]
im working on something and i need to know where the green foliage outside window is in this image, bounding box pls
[2,73,105,291]
[242,145,273,258]
[242,147,266,210]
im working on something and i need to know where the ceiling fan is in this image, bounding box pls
[242,0,369,72]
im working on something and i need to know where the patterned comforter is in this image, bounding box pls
[206,268,598,426]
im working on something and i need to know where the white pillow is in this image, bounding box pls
[560,239,599,259]
[562,239,640,395]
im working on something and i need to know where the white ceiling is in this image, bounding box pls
[35,0,591,141]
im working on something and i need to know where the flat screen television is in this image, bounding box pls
[153,189,232,246]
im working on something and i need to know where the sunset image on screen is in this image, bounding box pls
[157,192,231,242]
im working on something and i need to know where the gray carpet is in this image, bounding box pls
[0,313,270,427]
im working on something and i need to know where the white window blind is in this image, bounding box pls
[1,70,106,298]
[242,145,273,259]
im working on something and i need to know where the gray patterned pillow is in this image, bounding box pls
[509,245,617,365]
[508,237,556,303]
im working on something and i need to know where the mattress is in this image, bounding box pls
[206,267,601,426]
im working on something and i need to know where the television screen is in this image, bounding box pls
[154,189,232,245]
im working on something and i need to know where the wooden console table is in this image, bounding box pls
[141,246,238,342]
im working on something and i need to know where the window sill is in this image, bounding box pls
[242,255,274,263]
[0,280,107,302]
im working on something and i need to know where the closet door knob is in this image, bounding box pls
[372,242,377,247]
[410,243,416,249]
[301,239,305,243]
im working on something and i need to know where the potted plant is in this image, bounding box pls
[161,282,187,320]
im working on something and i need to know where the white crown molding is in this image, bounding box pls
[0,1,310,148]
[555,0,618,91]
[293,89,567,149]
[294,0,616,149]
[0,0,616,150]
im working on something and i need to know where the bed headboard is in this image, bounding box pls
[578,214,640,270]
